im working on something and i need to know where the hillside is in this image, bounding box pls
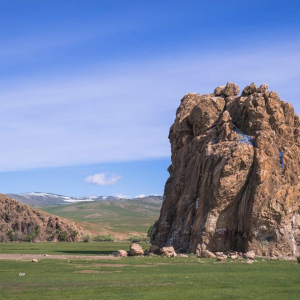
[40,197,162,239]
[0,194,86,242]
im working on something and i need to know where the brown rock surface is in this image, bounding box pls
[149,244,160,254]
[160,246,177,257]
[0,194,86,241]
[243,250,256,260]
[151,83,300,257]
[199,250,216,258]
[112,250,128,257]
[129,243,144,256]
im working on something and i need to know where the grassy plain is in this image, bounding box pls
[40,198,161,238]
[0,242,299,299]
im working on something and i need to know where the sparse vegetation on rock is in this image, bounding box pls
[0,194,86,242]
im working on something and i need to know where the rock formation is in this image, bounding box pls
[151,82,300,257]
[0,194,86,241]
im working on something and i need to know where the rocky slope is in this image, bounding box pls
[0,194,86,242]
[151,82,300,257]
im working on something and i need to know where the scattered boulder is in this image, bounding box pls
[32,259,38,263]
[129,243,144,256]
[151,82,300,257]
[112,250,128,257]
[216,256,226,262]
[230,254,238,259]
[177,254,188,258]
[160,246,177,257]
[243,251,253,260]
[149,244,160,254]
[243,251,256,260]
[245,259,254,264]
[18,273,25,276]
[199,250,216,258]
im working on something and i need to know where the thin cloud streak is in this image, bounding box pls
[0,42,300,171]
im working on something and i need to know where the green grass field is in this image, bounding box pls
[0,242,299,299]
[40,199,161,238]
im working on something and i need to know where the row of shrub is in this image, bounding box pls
[79,234,150,243]
[0,223,156,243]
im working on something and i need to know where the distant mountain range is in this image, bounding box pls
[6,192,163,207]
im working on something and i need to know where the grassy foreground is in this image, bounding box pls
[0,241,134,255]
[0,242,299,300]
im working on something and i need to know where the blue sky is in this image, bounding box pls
[1,0,300,197]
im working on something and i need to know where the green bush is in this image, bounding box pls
[0,234,8,242]
[58,231,68,242]
[128,235,149,243]
[147,224,154,237]
[82,235,92,243]
[94,234,115,242]
[7,229,18,242]
[70,230,78,242]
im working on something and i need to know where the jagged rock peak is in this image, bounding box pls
[151,83,300,257]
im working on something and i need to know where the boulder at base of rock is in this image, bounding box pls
[243,250,256,260]
[216,256,226,262]
[112,250,128,257]
[160,246,177,257]
[297,256,300,263]
[149,244,160,254]
[129,243,144,256]
[199,250,216,258]
[177,254,188,258]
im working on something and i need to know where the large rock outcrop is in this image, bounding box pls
[151,82,300,257]
[0,194,86,241]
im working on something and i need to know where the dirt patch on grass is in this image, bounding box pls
[60,206,79,212]
[88,263,130,268]
[0,254,120,261]
[74,270,119,274]
[88,263,157,268]
[84,213,103,219]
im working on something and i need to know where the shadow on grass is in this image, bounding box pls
[54,250,113,255]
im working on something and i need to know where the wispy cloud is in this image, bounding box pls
[0,41,300,171]
[85,172,122,185]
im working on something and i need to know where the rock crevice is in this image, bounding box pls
[151,82,300,257]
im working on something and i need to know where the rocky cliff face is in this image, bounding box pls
[151,82,300,257]
[0,194,86,242]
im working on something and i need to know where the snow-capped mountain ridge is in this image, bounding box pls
[7,192,163,207]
